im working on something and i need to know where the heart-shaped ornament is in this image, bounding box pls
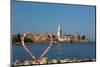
[21,32,53,64]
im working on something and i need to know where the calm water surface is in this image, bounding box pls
[12,42,96,61]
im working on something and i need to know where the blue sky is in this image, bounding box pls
[12,1,96,41]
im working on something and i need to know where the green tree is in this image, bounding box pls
[82,35,86,39]
[24,38,33,43]
[17,33,21,42]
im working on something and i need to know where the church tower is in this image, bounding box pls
[57,24,61,38]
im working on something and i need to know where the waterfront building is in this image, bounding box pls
[12,24,88,43]
[56,24,88,42]
[56,24,72,42]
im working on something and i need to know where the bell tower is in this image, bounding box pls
[57,24,61,38]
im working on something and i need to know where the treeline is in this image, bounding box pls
[12,33,33,43]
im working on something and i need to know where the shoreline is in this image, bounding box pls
[12,41,95,45]
[12,58,96,66]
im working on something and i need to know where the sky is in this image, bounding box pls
[12,1,96,41]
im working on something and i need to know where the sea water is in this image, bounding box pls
[12,42,96,61]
